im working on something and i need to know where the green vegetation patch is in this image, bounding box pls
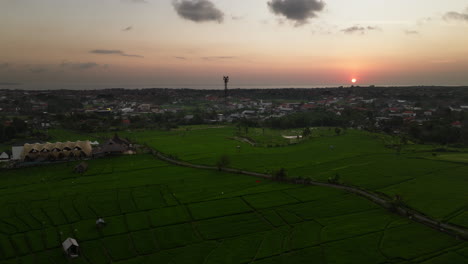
[321,209,395,241]
[73,219,101,241]
[195,213,272,240]
[100,215,127,237]
[0,235,16,259]
[188,197,252,220]
[11,233,30,256]
[154,223,201,249]
[131,230,158,255]
[132,186,166,210]
[323,232,386,264]
[381,224,460,260]
[0,151,466,264]
[420,252,468,264]
[149,206,190,227]
[204,232,265,264]
[253,246,324,264]
[88,191,121,217]
[126,212,151,231]
[255,227,290,260]
[26,230,45,252]
[243,191,299,209]
[81,240,110,264]
[259,209,286,227]
[103,234,137,261]
[290,221,322,249]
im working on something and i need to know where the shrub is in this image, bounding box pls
[273,168,287,181]
[216,154,230,170]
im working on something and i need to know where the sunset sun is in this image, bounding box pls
[351,78,357,84]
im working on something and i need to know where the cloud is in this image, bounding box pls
[267,0,325,26]
[341,25,381,34]
[121,53,144,58]
[443,11,468,22]
[91,49,124,55]
[311,23,336,35]
[404,30,419,35]
[172,0,224,23]
[231,15,244,21]
[0,82,21,86]
[128,0,148,3]
[175,56,188,60]
[122,26,133,31]
[417,17,432,26]
[29,67,48,74]
[60,61,100,70]
[90,49,144,58]
[201,56,236,61]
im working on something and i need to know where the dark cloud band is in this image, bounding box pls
[443,11,468,22]
[268,0,325,26]
[341,25,380,34]
[60,61,99,70]
[172,0,224,23]
[90,49,143,58]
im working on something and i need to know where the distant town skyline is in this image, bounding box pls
[1,0,468,89]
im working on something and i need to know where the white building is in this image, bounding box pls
[11,146,24,160]
[0,152,10,160]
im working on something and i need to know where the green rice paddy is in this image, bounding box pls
[1,126,467,263]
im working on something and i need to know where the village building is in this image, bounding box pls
[0,151,11,161]
[21,141,92,162]
[11,146,24,160]
[93,135,135,156]
[402,111,416,117]
[451,121,462,128]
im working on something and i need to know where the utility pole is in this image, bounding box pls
[223,76,229,101]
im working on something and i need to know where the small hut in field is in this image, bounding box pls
[62,238,80,258]
[74,162,89,174]
[96,218,106,228]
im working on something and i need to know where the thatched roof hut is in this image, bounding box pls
[22,141,92,161]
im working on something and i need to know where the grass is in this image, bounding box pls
[47,128,100,143]
[109,126,467,223]
[0,128,467,263]
[188,197,252,220]
[433,153,468,163]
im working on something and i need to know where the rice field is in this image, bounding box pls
[1,126,467,263]
[111,126,468,224]
[0,154,467,263]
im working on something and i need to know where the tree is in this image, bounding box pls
[216,154,230,170]
[328,173,341,184]
[401,135,408,145]
[273,168,287,181]
[335,127,342,136]
[302,127,312,138]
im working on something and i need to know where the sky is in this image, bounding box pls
[1,0,468,89]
